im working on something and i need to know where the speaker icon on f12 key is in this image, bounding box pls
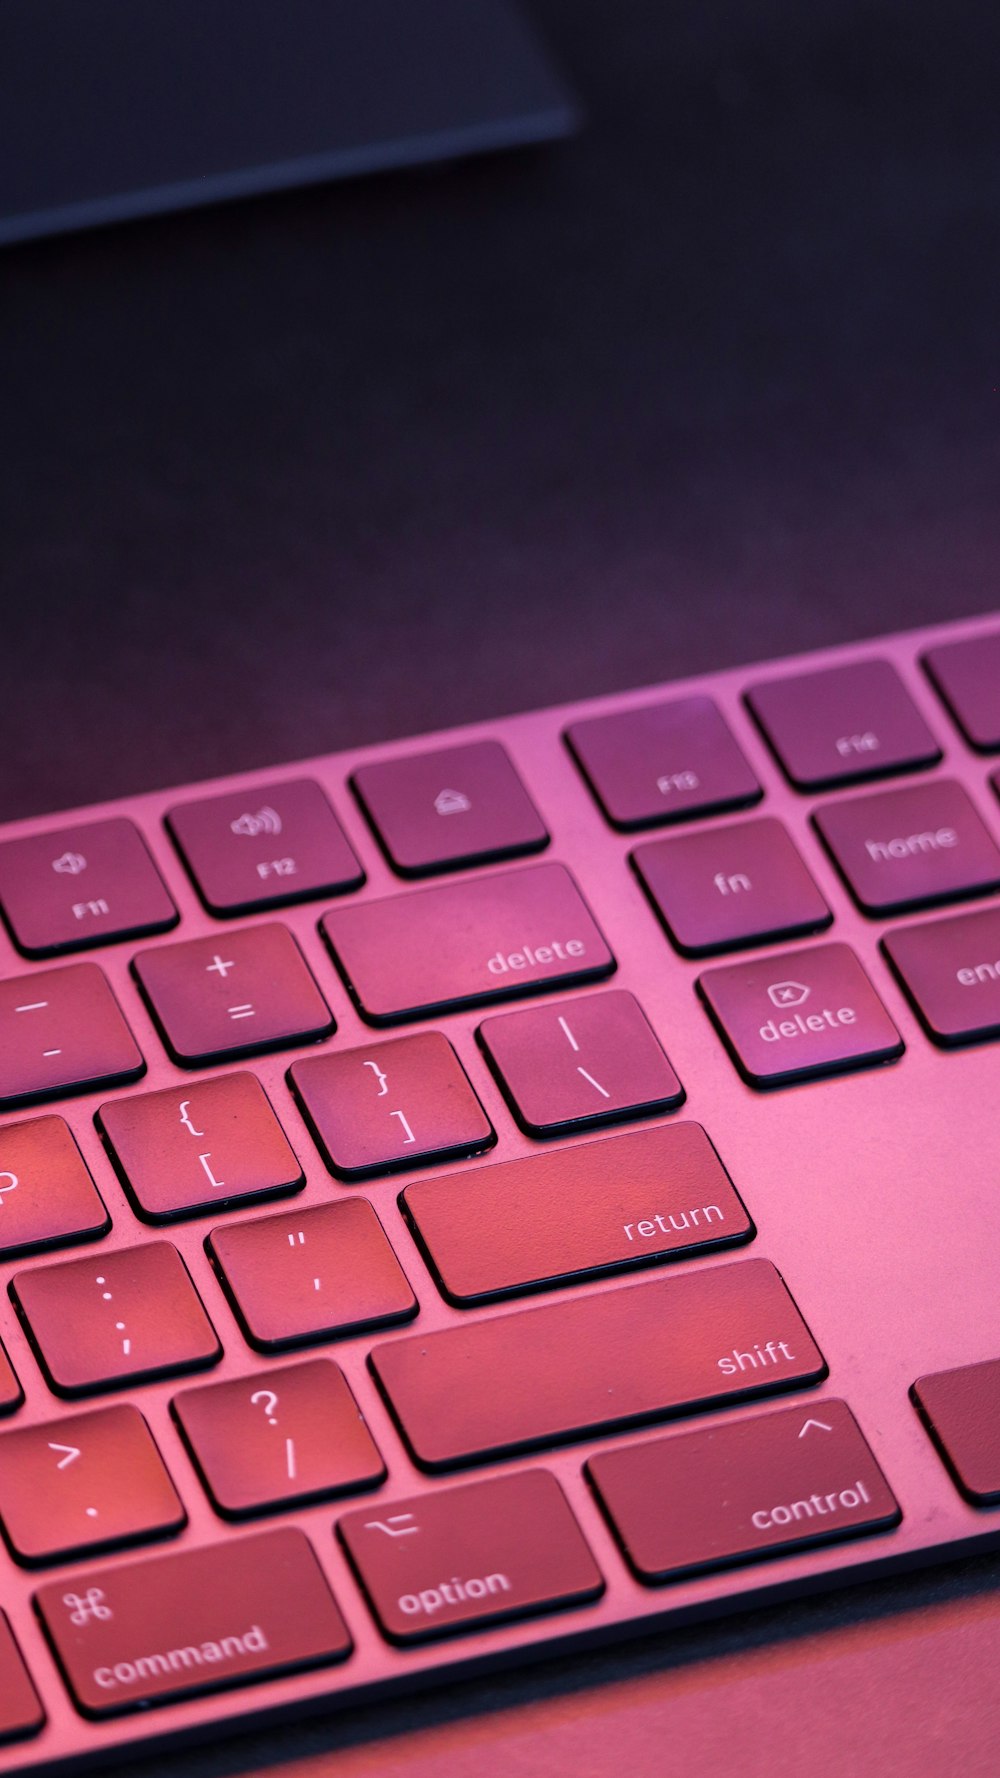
[230,807,282,839]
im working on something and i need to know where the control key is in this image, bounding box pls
[589,1399,900,1581]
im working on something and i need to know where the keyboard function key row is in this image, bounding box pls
[352,740,549,876]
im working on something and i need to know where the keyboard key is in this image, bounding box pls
[98,1072,304,1221]
[882,905,1000,1046]
[353,741,548,877]
[0,1116,109,1258]
[746,660,941,790]
[403,1122,752,1303]
[167,777,364,915]
[372,1259,825,1470]
[209,1200,417,1350]
[0,1613,43,1742]
[35,1527,351,1717]
[698,942,903,1088]
[566,696,761,830]
[912,1358,1000,1504]
[322,863,614,1025]
[477,990,683,1135]
[0,818,177,958]
[923,632,1000,751]
[289,1032,494,1179]
[0,1404,185,1564]
[132,924,334,1065]
[633,817,832,957]
[173,1359,385,1517]
[814,779,1000,915]
[12,1243,221,1397]
[0,1339,22,1416]
[588,1399,899,1582]
[339,1471,603,1644]
[0,963,145,1109]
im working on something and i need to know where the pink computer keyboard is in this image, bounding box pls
[1,615,998,1773]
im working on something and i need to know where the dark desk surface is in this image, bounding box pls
[2,1,999,1772]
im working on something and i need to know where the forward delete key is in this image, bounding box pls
[322,864,614,1024]
[698,943,903,1088]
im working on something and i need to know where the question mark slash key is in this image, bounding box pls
[173,1359,385,1516]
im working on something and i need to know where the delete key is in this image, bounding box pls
[698,942,904,1088]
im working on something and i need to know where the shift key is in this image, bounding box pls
[322,864,614,1024]
[372,1259,826,1469]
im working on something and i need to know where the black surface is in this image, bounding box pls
[0,2,999,1772]
[0,0,575,242]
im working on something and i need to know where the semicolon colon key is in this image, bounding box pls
[11,1243,221,1397]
